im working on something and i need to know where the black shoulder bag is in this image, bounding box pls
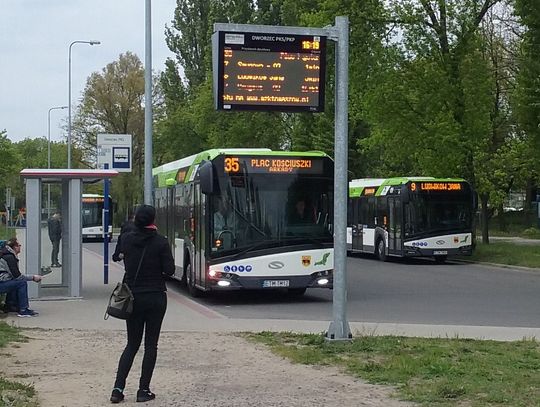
[104,245,147,320]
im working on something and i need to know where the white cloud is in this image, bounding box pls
[0,0,178,141]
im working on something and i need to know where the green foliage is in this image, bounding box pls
[248,332,540,406]
[73,52,147,221]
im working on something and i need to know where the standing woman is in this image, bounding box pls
[110,205,174,404]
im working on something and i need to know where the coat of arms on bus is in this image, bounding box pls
[302,256,311,267]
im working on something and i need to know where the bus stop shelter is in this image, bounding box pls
[20,169,119,299]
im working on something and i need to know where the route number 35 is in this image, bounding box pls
[224,157,240,173]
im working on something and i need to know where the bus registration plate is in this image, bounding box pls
[262,280,290,288]
[434,250,448,255]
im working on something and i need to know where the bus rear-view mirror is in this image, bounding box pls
[199,160,215,195]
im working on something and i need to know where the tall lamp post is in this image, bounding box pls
[47,106,68,218]
[68,40,100,169]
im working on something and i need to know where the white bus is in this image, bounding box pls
[153,148,334,297]
[82,194,113,241]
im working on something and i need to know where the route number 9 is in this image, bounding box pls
[224,157,240,173]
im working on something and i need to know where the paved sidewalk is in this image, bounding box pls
[4,247,540,341]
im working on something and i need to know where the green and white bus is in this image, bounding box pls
[347,177,476,262]
[153,148,334,296]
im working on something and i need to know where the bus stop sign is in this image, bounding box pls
[97,134,132,172]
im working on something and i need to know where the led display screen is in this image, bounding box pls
[410,182,464,192]
[220,156,325,175]
[215,31,326,112]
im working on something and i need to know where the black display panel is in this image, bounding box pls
[217,156,327,175]
[215,31,326,112]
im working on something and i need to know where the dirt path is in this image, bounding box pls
[2,329,414,407]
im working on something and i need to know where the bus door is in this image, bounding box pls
[351,199,363,251]
[388,197,402,254]
[166,186,175,247]
[193,183,205,286]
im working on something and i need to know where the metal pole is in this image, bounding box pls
[48,106,67,218]
[144,0,153,205]
[103,164,110,284]
[68,40,101,169]
[326,16,352,341]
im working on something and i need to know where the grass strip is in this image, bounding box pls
[247,332,540,406]
[465,242,540,269]
[0,322,37,407]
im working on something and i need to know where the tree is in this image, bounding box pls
[360,0,524,243]
[72,52,146,223]
[514,0,540,209]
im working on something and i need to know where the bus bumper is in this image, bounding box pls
[206,270,333,291]
[403,245,473,257]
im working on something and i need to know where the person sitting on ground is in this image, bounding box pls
[0,237,42,317]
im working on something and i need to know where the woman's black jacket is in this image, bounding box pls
[120,227,175,294]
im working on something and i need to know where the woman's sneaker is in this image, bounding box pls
[110,388,124,403]
[17,308,39,317]
[136,389,155,402]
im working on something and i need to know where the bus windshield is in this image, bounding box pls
[82,199,104,228]
[404,191,473,238]
[210,173,333,256]
[82,196,112,229]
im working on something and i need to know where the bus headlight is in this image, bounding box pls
[317,278,329,285]
[217,280,231,287]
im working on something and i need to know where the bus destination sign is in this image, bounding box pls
[223,156,324,174]
[411,182,463,192]
[214,31,326,112]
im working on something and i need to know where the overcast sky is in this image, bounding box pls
[0,0,178,142]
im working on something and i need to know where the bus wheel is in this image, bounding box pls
[434,255,447,264]
[376,238,387,262]
[287,287,307,296]
[186,262,201,298]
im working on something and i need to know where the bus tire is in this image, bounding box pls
[376,238,387,262]
[434,255,447,264]
[287,287,307,296]
[185,262,201,298]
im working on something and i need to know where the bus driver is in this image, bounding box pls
[213,196,235,249]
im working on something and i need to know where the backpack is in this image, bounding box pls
[0,256,12,282]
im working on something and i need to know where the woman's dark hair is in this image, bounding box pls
[134,205,156,228]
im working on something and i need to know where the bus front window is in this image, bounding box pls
[210,173,333,256]
[407,192,472,237]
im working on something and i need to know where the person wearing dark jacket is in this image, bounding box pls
[0,237,42,317]
[110,205,174,404]
[47,212,62,267]
[112,213,136,262]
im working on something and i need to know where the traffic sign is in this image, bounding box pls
[97,134,132,172]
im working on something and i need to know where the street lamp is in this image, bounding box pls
[47,106,68,218]
[68,40,101,169]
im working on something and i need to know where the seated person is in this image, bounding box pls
[289,199,314,224]
[213,196,236,249]
[0,237,42,317]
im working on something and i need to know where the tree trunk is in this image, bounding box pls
[481,193,490,244]
[497,203,507,232]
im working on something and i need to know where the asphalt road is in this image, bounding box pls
[86,241,540,329]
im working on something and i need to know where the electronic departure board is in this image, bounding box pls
[410,182,464,192]
[213,31,327,112]
[220,156,325,175]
